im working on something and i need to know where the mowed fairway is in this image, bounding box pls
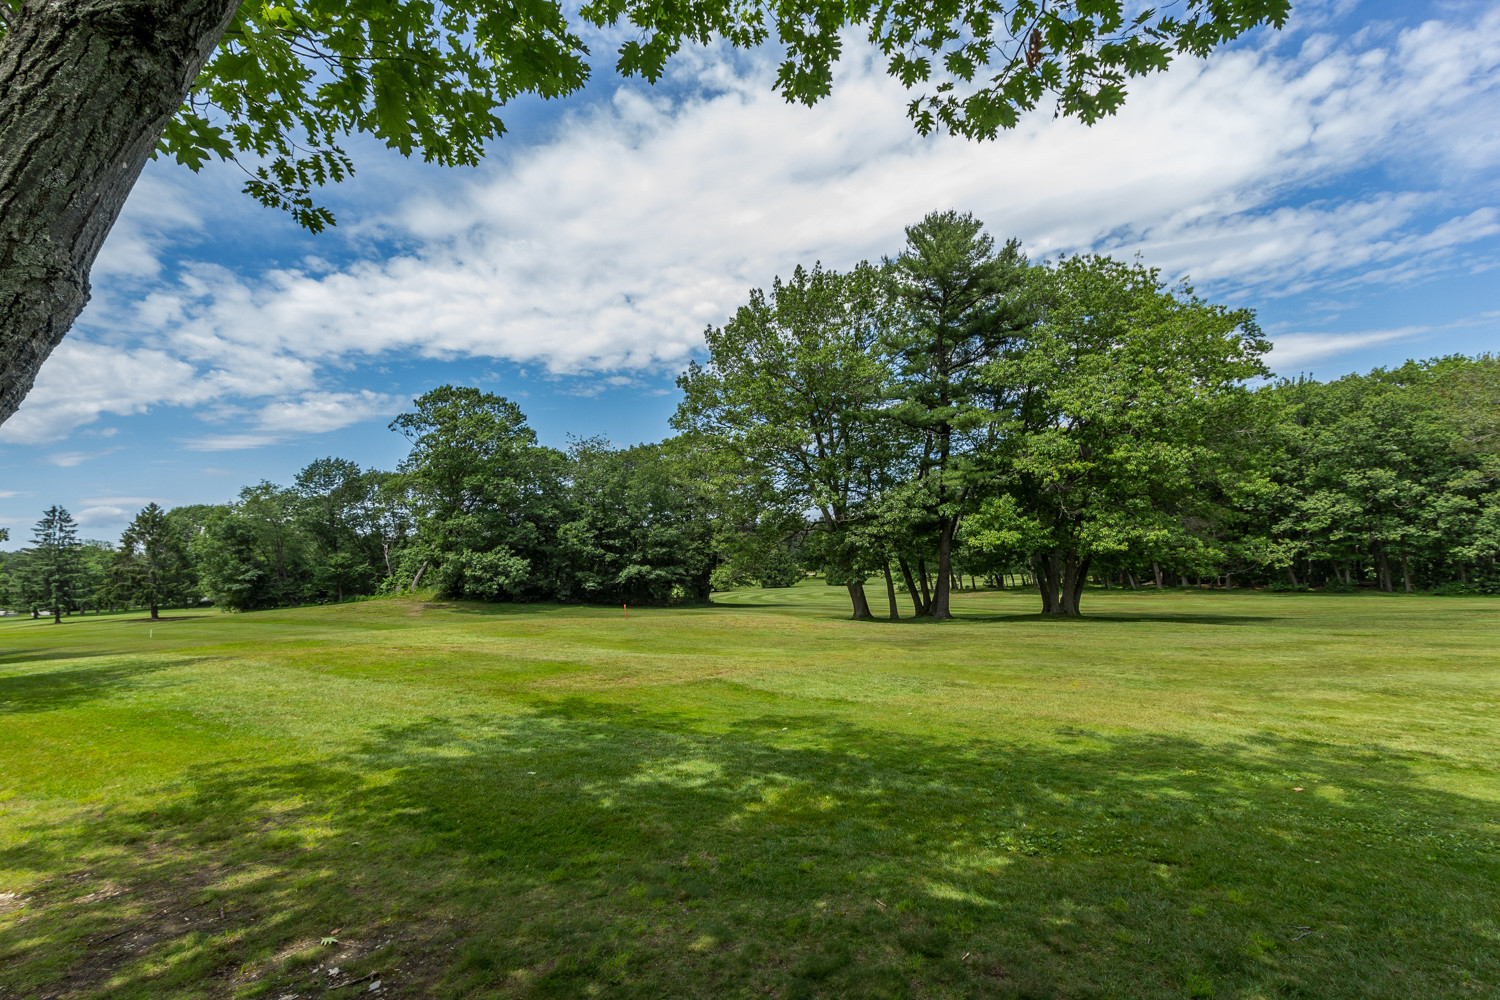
[0,587,1496,1000]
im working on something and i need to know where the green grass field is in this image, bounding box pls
[0,585,1496,999]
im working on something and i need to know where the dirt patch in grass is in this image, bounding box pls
[0,853,253,1000]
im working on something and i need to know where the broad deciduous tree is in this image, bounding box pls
[675,262,899,619]
[390,385,565,600]
[974,255,1268,615]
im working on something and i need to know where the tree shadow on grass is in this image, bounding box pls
[0,659,183,714]
[872,612,1283,627]
[0,703,1495,1000]
[702,599,807,610]
[0,647,119,667]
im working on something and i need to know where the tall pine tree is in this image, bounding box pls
[30,505,81,624]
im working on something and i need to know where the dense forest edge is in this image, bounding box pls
[3,213,1497,622]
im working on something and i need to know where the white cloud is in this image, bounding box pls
[11,5,1500,444]
[0,341,211,442]
[75,505,131,527]
[181,390,406,450]
[1267,325,1432,368]
[45,447,122,468]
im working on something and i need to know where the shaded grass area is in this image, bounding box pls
[0,586,1497,999]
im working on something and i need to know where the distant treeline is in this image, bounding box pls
[2,213,1496,620]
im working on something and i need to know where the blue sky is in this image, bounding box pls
[2,0,1498,546]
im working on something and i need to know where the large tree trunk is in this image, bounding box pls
[916,557,932,612]
[882,562,900,620]
[930,516,957,620]
[1034,552,1059,614]
[1057,553,1089,616]
[0,0,239,425]
[845,582,872,620]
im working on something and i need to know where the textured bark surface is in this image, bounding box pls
[0,0,238,425]
[844,582,872,620]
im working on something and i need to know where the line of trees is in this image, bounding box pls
[2,213,1495,621]
[1,401,720,616]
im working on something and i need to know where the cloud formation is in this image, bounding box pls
[9,6,1500,445]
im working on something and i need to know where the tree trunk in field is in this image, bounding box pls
[0,0,240,425]
[1152,562,1162,588]
[1034,552,1059,614]
[882,562,899,620]
[1376,547,1393,593]
[1057,553,1089,616]
[150,602,159,620]
[1401,554,1412,593]
[897,556,925,615]
[410,559,430,591]
[930,517,956,620]
[845,582,872,620]
[916,557,932,612]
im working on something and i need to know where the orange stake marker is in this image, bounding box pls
[623,603,628,619]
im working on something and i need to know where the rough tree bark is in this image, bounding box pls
[0,0,239,425]
[844,582,872,620]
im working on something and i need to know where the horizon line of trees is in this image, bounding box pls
[3,214,1496,621]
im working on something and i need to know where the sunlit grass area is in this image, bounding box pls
[1,585,1496,999]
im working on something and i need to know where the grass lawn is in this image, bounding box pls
[0,584,1496,999]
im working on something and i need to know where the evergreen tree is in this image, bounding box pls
[885,211,1031,619]
[118,503,191,619]
[29,505,81,624]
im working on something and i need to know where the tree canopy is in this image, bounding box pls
[0,0,1291,427]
